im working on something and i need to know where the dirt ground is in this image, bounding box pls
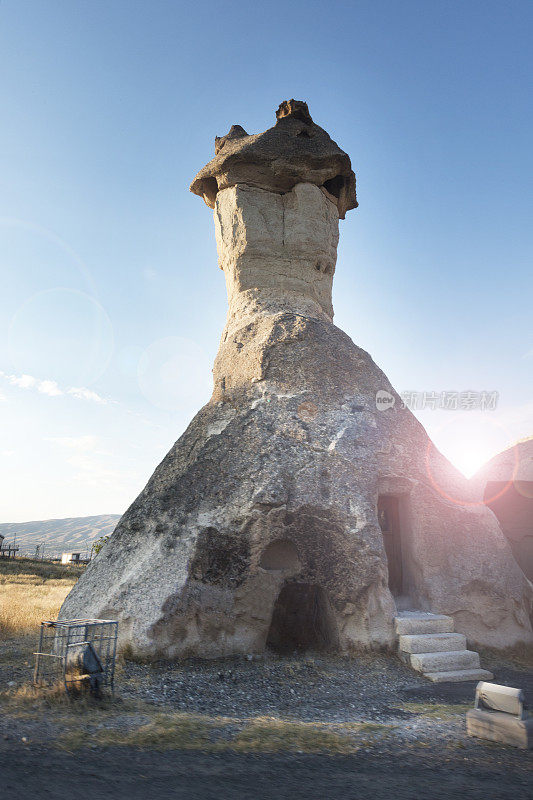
[1,744,530,800]
[1,633,532,800]
[1,561,531,799]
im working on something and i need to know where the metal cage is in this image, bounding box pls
[34,619,118,696]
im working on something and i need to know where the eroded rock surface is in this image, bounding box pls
[60,102,533,658]
[472,440,533,582]
[190,99,357,219]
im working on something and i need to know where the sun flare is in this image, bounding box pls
[419,413,514,479]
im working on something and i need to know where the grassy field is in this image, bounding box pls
[0,558,85,639]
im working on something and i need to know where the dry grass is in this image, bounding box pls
[0,682,141,719]
[229,716,360,754]
[56,712,383,754]
[81,712,217,751]
[0,558,82,639]
[0,681,75,714]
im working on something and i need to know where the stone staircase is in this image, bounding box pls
[395,611,494,683]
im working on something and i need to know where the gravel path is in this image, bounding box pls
[1,642,531,799]
[121,652,421,722]
[120,651,533,724]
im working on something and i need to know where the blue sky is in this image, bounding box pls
[1,0,532,522]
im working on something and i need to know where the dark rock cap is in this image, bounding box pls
[190,100,358,219]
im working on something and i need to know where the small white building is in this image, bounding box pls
[61,552,81,565]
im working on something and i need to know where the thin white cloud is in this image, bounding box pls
[69,458,125,486]
[45,435,98,451]
[67,387,107,404]
[0,372,110,404]
[43,437,127,489]
[38,379,63,397]
[7,373,36,389]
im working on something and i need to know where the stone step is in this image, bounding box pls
[399,632,467,654]
[426,668,494,684]
[410,649,481,673]
[394,612,454,636]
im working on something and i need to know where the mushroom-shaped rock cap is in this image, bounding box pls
[190,100,358,219]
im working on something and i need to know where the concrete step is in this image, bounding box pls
[399,632,467,654]
[426,668,494,684]
[394,612,454,636]
[410,649,481,673]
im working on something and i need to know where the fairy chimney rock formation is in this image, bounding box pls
[59,101,533,658]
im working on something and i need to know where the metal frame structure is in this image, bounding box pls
[34,619,118,696]
[0,544,19,559]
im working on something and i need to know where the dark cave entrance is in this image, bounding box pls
[266,583,339,654]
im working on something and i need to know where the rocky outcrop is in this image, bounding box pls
[59,101,533,658]
[472,439,533,582]
[190,99,357,219]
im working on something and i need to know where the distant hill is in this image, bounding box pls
[0,514,121,558]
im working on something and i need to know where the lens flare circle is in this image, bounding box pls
[514,480,533,499]
[0,217,97,295]
[8,288,114,386]
[137,336,212,412]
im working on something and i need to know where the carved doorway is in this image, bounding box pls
[378,495,403,596]
[266,583,339,653]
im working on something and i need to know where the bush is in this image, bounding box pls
[92,535,110,556]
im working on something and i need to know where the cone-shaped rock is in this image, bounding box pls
[472,439,533,582]
[60,102,533,657]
